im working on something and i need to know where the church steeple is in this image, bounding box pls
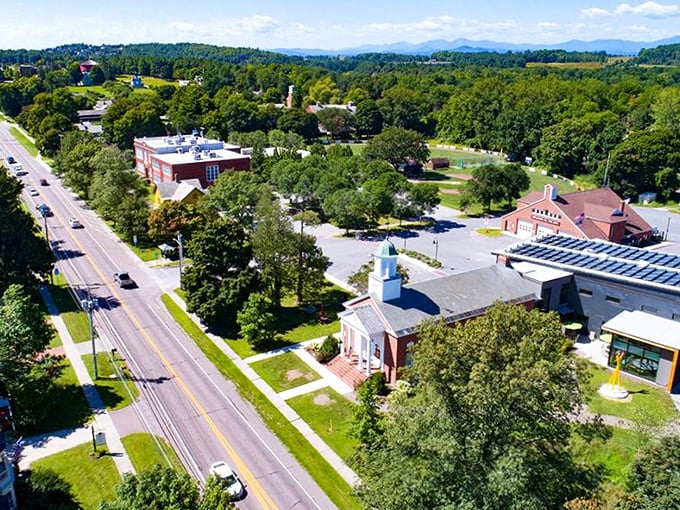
[368,238,401,302]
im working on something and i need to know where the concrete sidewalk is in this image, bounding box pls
[164,291,360,487]
[23,286,136,476]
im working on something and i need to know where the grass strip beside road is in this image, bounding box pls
[161,294,361,510]
[9,126,39,157]
[121,433,184,473]
[32,442,120,510]
[82,352,139,411]
[49,273,91,343]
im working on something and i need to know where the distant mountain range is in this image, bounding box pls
[271,36,680,57]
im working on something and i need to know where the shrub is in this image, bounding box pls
[315,334,339,363]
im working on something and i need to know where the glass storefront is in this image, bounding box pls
[608,336,663,382]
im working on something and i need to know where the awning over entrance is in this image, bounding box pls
[602,310,680,351]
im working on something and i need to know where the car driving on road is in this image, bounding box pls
[27,187,39,197]
[113,271,136,289]
[209,461,245,500]
[36,203,53,217]
[68,217,83,229]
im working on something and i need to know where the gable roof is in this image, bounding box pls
[345,265,537,338]
[510,186,652,239]
[156,179,204,202]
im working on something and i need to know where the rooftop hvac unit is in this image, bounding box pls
[193,153,202,160]
[209,152,217,158]
[176,147,183,154]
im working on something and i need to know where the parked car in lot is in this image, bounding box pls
[68,217,83,229]
[208,461,245,500]
[113,271,136,289]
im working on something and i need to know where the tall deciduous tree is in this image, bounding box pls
[0,172,53,291]
[354,302,602,510]
[202,170,272,229]
[182,218,258,334]
[362,127,430,171]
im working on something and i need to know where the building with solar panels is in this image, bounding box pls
[495,234,680,391]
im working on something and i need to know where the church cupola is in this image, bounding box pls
[368,238,402,302]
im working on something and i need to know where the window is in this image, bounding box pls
[641,305,658,314]
[162,164,172,177]
[673,313,680,322]
[135,148,142,158]
[151,160,160,170]
[608,336,664,382]
[605,295,621,304]
[206,164,220,182]
[559,283,570,304]
[405,341,415,368]
[579,288,593,297]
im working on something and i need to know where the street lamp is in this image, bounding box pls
[432,239,439,262]
[81,291,99,380]
[176,232,184,289]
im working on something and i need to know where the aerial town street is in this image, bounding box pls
[0,122,335,510]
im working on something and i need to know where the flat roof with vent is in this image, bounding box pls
[495,234,680,293]
[153,149,250,166]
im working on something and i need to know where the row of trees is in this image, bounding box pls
[3,46,680,199]
[0,169,65,432]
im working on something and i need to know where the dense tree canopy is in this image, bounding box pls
[353,302,602,510]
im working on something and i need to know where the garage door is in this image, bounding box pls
[536,225,554,237]
[517,220,533,238]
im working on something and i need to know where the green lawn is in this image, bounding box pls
[160,294,361,510]
[128,243,161,262]
[32,442,120,510]
[571,426,648,486]
[9,126,38,156]
[116,74,178,88]
[23,359,92,436]
[287,388,359,461]
[49,273,91,343]
[250,352,321,393]
[121,433,183,473]
[586,364,678,427]
[82,352,139,411]
[476,228,503,237]
[427,146,504,167]
[527,168,576,195]
[67,85,111,97]
[227,283,350,359]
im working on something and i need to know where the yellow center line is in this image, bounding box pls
[43,198,278,510]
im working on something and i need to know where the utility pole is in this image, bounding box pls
[176,232,184,289]
[81,291,98,379]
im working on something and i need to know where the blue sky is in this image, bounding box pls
[1,1,679,50]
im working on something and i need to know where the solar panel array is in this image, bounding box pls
[506,235,680,289]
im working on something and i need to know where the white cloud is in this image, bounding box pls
[615,1,680,18]
[239,15,280,34]
[580,7,611,18]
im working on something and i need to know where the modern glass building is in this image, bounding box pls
[602,310,680,390]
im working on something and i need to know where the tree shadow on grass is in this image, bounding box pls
[15,468,80,510]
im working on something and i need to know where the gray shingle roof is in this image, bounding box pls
[347,265,538,337]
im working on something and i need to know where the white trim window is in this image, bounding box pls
[206,164,220,182]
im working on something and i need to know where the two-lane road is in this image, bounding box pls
[0,123,337,510]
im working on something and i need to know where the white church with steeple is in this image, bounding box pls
[335,238,538,386]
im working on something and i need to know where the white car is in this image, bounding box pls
[27,187,39,197]
[209,461,245,500]
[68,217,83,229]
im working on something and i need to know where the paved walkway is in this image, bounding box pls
[163,291,360,487]
[19,286,136,475]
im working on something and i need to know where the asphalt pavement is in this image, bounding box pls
[1,122,336,510]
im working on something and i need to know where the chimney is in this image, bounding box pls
[544,184,557,201]
[620,199,626,213]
